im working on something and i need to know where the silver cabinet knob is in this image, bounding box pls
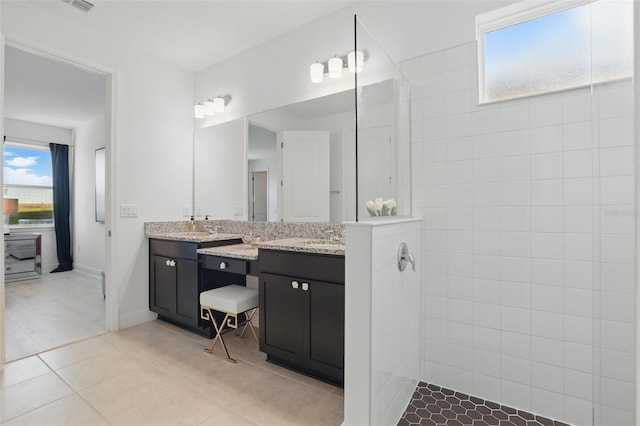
[170,260,176,267]
[165,259,171,267]
[219,262,227,270]
[291,280,299,289]
[302,282,309,291]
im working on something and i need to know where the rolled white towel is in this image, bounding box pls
[374,198,384,215]
[365,200,376,217]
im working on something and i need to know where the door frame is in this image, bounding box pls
[0,39,119,365]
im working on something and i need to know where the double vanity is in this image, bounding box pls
[145,220,345,386]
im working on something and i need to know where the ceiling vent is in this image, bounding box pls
[60,0,94,12]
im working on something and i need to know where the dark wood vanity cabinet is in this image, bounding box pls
[259,249,345,386]
[149,238,241,336]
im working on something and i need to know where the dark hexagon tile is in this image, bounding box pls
[452,404,466,414]
[405,413,421,423]
[468,410,483,420]
[535,416,553,426]
[484,415,500,425]
[461,400,476,410]
[502,406,517,415]
[455,391,470,400]
[442,388,455,396]
[458,414,474,425]
[414,399,427,409]
[492,409,508,420]
[509,415,527,426]
[427,384,442,392]
[421,395,436,404]
[446,396,460,405]
[447,420,464,426]
[398,418,411,426]
[426,404,442,414]
[416,409,429,418]
[470,396,485,404]
[419,419,437,426]
[518,411,535,421]
[526,421,541,426]
[405,404,417,413]
[441,409,457,419]
[432,391,446,400]
[486,401,500,410]
[477,405,491,415]
[472,420,490,426]
[431,414,447,424]
[435,400,451,410]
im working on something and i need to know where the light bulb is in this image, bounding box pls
[310,62,324,83]
[203,100,215,116]
[348,51,364,73]
[328,56,343,79]
[213,97,225,112]
[194,104,205,119]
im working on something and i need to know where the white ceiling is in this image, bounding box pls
[4,45,106,129]
[4,1,354,130]
[32,0,354,72]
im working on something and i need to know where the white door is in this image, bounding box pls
[251,171,268,221]
[281,131,330,222]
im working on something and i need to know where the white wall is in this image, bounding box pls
[403,42,636,425]
[74,115,106,276]
[345,218,422,425]
[1,1,195,329]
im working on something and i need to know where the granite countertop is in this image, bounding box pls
[197,244,259,260]
[146,231,243,243]
[254,238,345,256]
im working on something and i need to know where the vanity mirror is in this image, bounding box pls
[193,79,397,224]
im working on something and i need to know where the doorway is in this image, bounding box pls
[1,43,113,362]
[250,170,268,222]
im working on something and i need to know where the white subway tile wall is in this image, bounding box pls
[402,41,635,426]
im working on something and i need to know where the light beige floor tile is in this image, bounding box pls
[79,369,173,420]
[296,393,344,426]
[55,350,145,391]
[0,372,74,422]
[1,356,51,388]
[197,406,257,426]
[39,336,116,371]
[2,393,109,426]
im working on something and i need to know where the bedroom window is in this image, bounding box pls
[3,142,54,226]
[476,0,633,103]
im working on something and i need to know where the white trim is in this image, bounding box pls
[0,29,6,367]
[73,264,102,279]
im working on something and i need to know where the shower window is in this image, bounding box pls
[476,0,633,103]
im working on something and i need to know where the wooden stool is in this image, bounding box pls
[199,285,259,363]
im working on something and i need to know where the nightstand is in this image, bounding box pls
[5,232,42,282]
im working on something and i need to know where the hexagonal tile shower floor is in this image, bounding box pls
[398,382,571,426]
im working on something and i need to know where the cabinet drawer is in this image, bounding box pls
[259,250,344,284]
[150,239,199,260]
[202,255,248,275]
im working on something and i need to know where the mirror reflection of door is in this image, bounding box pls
[251,171,268,221]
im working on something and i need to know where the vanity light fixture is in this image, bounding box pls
[309,50,367,84]
[194,95,231,119]
[203,99,215,116]
[194,103,205,119]
[328,56,343,79]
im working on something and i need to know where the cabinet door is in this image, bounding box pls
[150,255,176,317]
[175,258,199,327]
[260,273,303,364]
[304,280,344,382]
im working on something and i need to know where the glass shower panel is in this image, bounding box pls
[354,16,411,222]
[591,1,635,425]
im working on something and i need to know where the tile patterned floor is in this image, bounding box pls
[1,319,343,425]
[399,382,570,426]
[6,270,106,361]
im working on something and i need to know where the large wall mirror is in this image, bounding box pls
[194,80,395,223]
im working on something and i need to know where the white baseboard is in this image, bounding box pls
[73,264,103,279]
[119,309,157,330]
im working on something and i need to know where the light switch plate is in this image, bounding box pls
[120,204,138,218]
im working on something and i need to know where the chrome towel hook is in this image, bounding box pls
[397,242,416,272]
